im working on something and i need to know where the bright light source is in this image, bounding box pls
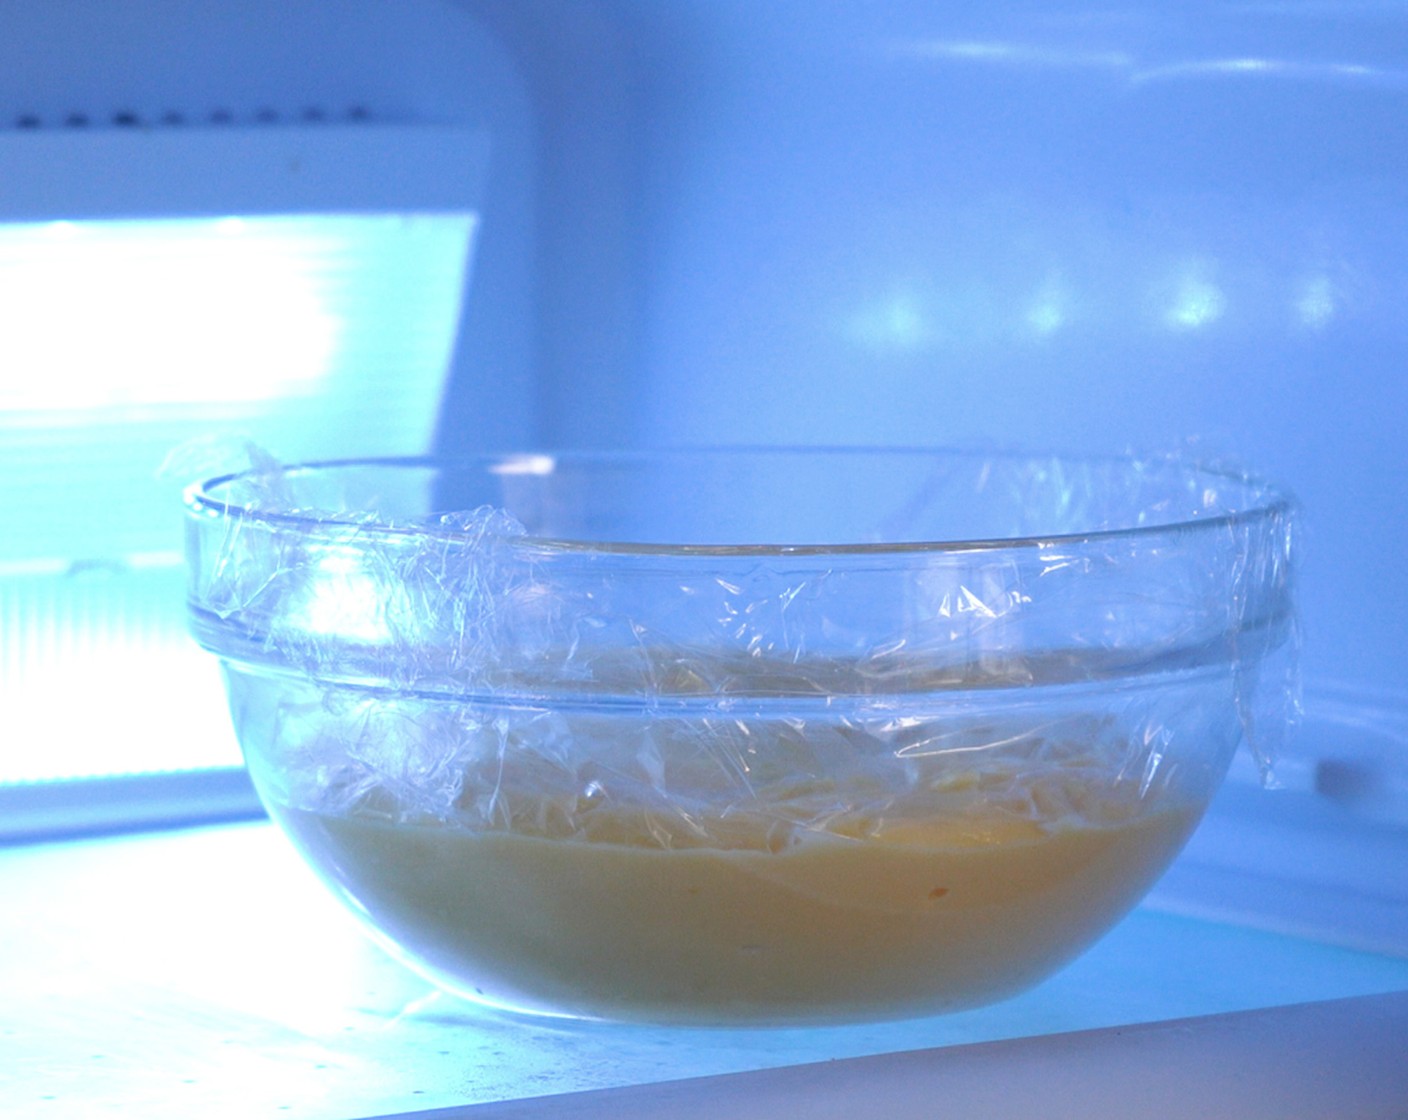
[0,213,473,413]
[0,210,477,795]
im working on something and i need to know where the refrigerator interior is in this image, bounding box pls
[0,1,1405,1115]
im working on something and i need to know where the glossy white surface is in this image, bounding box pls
[394,991,1408,1120]
[1,1,1406,1114]
[5,807,1407,1119]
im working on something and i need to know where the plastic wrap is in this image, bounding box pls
[183,446,1298,1023]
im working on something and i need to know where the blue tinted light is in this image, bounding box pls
[1294,275,1338,330]
[845,290,937,354]
[1133,57,1408,89]
[1024,279,1068,337]
[295,553,393,643]
[0,210,477,793]
[898,36,1405,91]
[1162,264,1226,331]
[897,39,1132,73]
[0,213,473,414]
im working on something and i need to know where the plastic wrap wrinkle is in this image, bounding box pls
[188,448,1299,822]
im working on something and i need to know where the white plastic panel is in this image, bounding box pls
[0,0,529,800]
[3,818,1407,1118]
[0,1,1405,1112]
[384,992,1408,1119]
[0,212,475,792]
[462,0,1408,702]
[0,0,539,457]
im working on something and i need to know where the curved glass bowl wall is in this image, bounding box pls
[185,449,1297,1025]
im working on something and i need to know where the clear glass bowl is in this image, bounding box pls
[184,448,1298,1026]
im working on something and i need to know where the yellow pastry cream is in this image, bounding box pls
[271,728,1205,1025]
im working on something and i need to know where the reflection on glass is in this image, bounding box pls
[296,552,392,644]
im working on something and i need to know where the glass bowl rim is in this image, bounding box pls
[182,446,1297,558]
